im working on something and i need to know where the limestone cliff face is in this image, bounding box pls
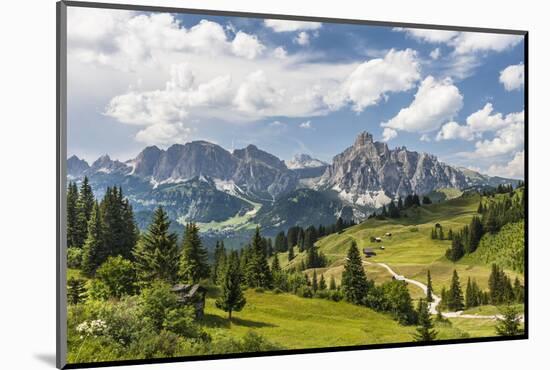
[317,132,468,206]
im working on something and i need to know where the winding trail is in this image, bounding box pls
[362,260,524,322]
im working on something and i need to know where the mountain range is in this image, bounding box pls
[67,131,520,244]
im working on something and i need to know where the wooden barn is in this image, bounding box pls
[171,284,207,319]
[363,248,377,257]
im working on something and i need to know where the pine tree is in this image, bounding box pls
[275,231,288,252]
[312,270,318,292]
[319,274,327,290]
[100,187,137,260]
[74,177,95,248]
[66,182,79,248]
[211,241,227,284]
[288,245,295,261]
[133,207,179,284]
[438,227,445,240]
[329,275,337,290]
[287,227,298,249]
[245,227,272,288]
[426,270,433,302]
[447,270,464,311]
[179,223,210,284]
[446,236,464,262]
[422,196,432,205]
[495,305,523,336]
[67,277,87,305]
[466,216,483,253]
[271,253,281,273]
[477,201,483,214]
[341,241,369,305]
[465,277,475,308]
[216,251,246,321]
[81,202,106,276]
[414,299,437,341]
[513,277,524,303]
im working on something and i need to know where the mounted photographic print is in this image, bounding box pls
[57,1,528,368]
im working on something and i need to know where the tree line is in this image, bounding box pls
[445,187,524,262]
[369,193,432,220]
[439,265,524,312]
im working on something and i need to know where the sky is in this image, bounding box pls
[66,6,525,179]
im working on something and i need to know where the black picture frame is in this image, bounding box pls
[56,1,529,368]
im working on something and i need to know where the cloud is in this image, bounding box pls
[471,120,524,157]
[430,48,441,60]
[68,8,269,70]
[273,46,288,59]
[105,63,233,142]
[395,27,523,55]
[452,33,523,54]
[264,19,322,32]
[299,120,312,129]
[325,49,421,112]
[233,70,282,114]
[396,28,458,43]
[382,128,397,141]
[487,151,524,179]
[420,133,431,142]
[231,31,266,59]
[382,76,463,133]
[499,63,524,91]
[294,31,310,46]
[436,103,521,141]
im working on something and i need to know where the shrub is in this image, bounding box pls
[254,287,265,293]
[95,256,137,298]
[67,247,83,269]
[163,307,209,340]
[140,281,179,331]
[409,226,419,232]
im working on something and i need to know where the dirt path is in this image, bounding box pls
[363,260,523,322]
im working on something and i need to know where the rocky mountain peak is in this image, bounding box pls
[354,131,374,147]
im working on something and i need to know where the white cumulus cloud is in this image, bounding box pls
[325,49,421,112]
[499,63,524,91]
[382,76,463,133]
[231,31,266,59]
[264,19,322,32]
[382,128,398,141]
[437,103,522,141]
[487,151,524,179]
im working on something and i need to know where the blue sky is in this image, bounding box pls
[67,7,525,178]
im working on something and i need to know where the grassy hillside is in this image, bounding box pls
[203,289,414,348]
[278,193,523,297]
[467,221,525,273]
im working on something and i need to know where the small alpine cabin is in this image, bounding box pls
[363,248,377,257]
[171,284,207,319]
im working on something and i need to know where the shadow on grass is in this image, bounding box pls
[201,314,277,329]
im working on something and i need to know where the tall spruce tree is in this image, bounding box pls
[66,182,79,248]
[81,202,106,276]
[133,207,179,284]
[341,241,369,305]
[312,270,318,292]
[74,177,95,248]
[179,223,210,284]
[245,227,272,288]
[100,187,137,260]
[426,270,433,302]
[216,251,246,321]
[414,299,437,341]
[271,253,281,273]
[211,241,227,284]
[288,245,295,261]
[447,270,464,311]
